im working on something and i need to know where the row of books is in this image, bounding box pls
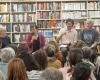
[93,19,100,25]
[0,14,10,22]
[61,11,87,19]
[37,2,61,10]
[12,3,36,12]
[12,24,30,32]
[37,12,60,19]
[37,20,61,28]
[88,11,100,17]
[62,2,86,10]
[11,13,36,22]
[88,2,100,10]
[0,0,26,1]
[0,3,11,12]
[0,24,11,32]
[12,34,28,43]
[12,30,55,43]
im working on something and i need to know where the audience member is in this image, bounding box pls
[40,68,63,80]
[70,62,92,80]
[48,40,64,66]
[0,47,15,80]
[8,58,28,80]
[17,43,39,71]
[45,45,62,69]
[59,48,83,80]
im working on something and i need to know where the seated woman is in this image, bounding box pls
[26,25,45,53]
[8,58,28,80]
[17,43,39,71]
[48,40,64,66]
[45,45,62,69]
[27,49,48,80]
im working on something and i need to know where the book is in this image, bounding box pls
[74,3,81,10]
[13,34,20,43]
[13,24,20,32]
[81,2,86,10]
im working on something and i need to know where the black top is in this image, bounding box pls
[0,36,11,48]
[32,37,40,52]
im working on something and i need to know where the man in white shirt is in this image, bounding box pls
[58,19,78,47]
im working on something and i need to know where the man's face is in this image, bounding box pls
[86,21,93,29]
[66,22,73,30]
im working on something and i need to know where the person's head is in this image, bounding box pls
[0,47,15,63]
[17,43,28,55]
[0,27,7,37]
[31,25,38,35]
[48,40,59,53]
[76,40,85,48]
[40,67,63,80]
[82,46,91,59]
[95,56,100,74]
[0,70,5,80]
[71,62,91,80]
[45,45,55,57]
[69,48,83,67]
[8,58,28,80]
[85,19,94,29]
[66,18,74,30]
[7,44,18,54]
[32,49,48,70]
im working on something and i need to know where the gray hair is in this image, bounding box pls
[40,68,63,80]
[0,47,15,63]
[86,19,94,24]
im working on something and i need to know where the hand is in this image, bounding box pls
[60,32,66,38]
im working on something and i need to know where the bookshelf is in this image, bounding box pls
[0,0,100,44]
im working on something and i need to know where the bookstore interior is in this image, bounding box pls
[0,0,100,44]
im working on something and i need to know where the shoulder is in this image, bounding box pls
[38,33,45,38]
[55,60,62,64]
[27,70,42,80]
[59,27,67,32]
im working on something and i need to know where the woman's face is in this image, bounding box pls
[32,27,38,35]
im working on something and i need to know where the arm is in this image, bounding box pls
[73,30,78,45]
[90,31,99,49]
[57,28,66,43]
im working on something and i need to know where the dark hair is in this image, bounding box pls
[45,45,55,57]
[71,62,91,80]
[69,48,83,67]
[31,24,38,30]
[66,18,74,25]
[82,46,91,59]
[17,43,28,54]
[32,49,48,70]
[7,44,18,54]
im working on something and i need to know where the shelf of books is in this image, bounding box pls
[0,0,100,44]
